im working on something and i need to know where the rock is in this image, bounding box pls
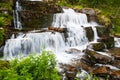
[88,42,105,51]
[111,60,120,69]
[85,27,94,41]
[19,11,53,28]
[98,36,114,49]
[79,8,98,23]
[87,15,99,23]
[85,49,112,64]
[65,48,81,54]
[0,46,4,57]
[19,0,62,13]
[96,26,110,37]
[108,48,120,60]
[75,60,92,71]
[92,66,110,76]
[48,26,67,33]
[59,64,77,80]
[111,70,120,78]
[80,8,96,16]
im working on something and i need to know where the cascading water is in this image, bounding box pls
[14,0,22,29]
[114,37,120,47]
[4,8,100,62]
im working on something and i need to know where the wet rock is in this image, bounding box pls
[59,64,77,80]
[111,70,120,78]
[85,27,94,41]
[85,49,112,64]
[65,48,81,54]
[0,46,4,57]
[96,26,110,37]
[108,48,120,60]
[92,66,110,76]
[48,26,67,33]
[88,42,105,51]
[98,36,114,49]
[87,15,99,23]
[111,60,120,69]
[79,8,98,23]
[75,59,92,71]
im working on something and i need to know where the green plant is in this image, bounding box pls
[0,50,61,80]
[0,29,5,42]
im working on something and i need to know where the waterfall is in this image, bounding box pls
[14,0,22,29]
[114,37,120,47]
[4,8,99,62]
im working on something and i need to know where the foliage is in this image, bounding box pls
[0,29,5,42]
[0,50,60,80]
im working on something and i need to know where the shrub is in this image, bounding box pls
[0,50,60,80]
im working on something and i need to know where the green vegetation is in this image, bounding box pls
[0,50,61,80]
[56,0,120,35]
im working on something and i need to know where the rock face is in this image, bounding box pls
[85,27,94,41]
[16,0,62,29]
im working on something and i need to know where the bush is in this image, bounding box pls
[0,50,60,80]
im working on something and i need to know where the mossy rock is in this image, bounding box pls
[88,42,105,51]
[98,36,114,49]
[96,26,110,37]
[85,27,94,41]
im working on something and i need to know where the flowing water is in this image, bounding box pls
[5,5,100,63]
[3,0,120,79]
[114,37,120,47]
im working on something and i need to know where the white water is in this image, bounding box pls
[4,8,100,63]
[114,37,120,47]
[14,1,22,29]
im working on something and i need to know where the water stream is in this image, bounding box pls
[4,6,101,63]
